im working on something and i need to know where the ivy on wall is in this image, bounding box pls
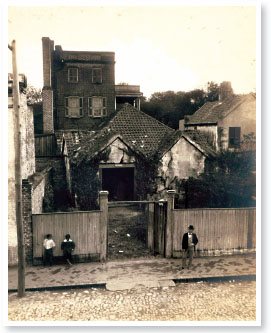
[70,148,111,210]
[134,152,161,199]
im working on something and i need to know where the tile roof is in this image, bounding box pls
[106,103,175,157]
[55,104,217,162]
[56,104,175,161]
[182,130,217,157]
[186,94,255,125]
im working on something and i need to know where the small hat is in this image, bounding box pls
[188,225,194,230]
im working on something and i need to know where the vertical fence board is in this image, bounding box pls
[32,211,101,259]
[172,208,256,254]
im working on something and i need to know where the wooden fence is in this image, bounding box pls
[35,134,56,156]
[172,207,256,256]
[32,191,108,264]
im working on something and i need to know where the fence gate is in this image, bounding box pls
[107,200,168,260]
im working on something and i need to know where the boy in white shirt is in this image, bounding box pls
[43,234,56,266]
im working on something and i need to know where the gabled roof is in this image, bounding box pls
[157,130,216,158]
[106,103,175,157]
[56,104,175,161]
[186,93,256,125]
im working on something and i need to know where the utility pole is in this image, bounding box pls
[8,40,25,297]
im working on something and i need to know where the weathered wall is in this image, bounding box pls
[218,95,256,150]
[100,138,136,164]
[22,169,52,264]
[157,137,206,193]
[8,93,36,265]
[185,124,218,150]
[32,177,46,214]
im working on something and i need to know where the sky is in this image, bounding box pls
[7,1,257,98]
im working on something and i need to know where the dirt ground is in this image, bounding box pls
[108,205,153,260]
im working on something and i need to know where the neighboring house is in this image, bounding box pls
[183,93,256,151]
[41,37,142,133]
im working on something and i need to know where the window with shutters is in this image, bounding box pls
[68,68,78,83]
[228,127,241,148]
[92,68,102,84]
[65,96,83,118]
[88,96,107,117]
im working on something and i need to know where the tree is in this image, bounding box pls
[26,85,42,105]
[177,150,256,208]
[141,89,207,129]
[206,81,219,101]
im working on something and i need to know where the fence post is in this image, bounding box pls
[147,195,154,252]
[165,190,175,258]
[99,191,108,261]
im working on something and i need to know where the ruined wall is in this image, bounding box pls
[22,170,51,264]
[32,177,46,214]
[157,137,206,193]
[8,93,36,265]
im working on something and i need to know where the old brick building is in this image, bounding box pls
[42,37,142,133]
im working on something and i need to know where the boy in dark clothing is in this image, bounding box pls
[61,234,75,265]
[181,225,198,269]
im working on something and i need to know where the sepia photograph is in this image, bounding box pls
[3,0,263,327]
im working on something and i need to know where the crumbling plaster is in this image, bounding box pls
[157,137,205,192]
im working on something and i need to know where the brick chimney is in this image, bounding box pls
[219,81,233,101]
[42,37,54,134]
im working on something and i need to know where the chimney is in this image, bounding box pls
[42,37,54,133]
[219,81,233,101]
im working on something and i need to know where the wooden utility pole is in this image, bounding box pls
[9,40,25,297]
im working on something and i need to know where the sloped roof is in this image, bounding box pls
[56,104,175,161]
[157,130,216,158]
[182,131,217,157]
[55,130,96,155]
[106,103,175,156]
[186,94,256,125]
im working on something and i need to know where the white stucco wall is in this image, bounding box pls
[32,178,46,214]
[158,137,205,192]
[101,138,136,164]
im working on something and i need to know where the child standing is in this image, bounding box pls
[43,234,56,266]
[61,234,75,266]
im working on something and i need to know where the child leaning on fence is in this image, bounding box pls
[43,234,56,266]
[61,234,75,266]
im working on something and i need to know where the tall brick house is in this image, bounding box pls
[42,37,142,133]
